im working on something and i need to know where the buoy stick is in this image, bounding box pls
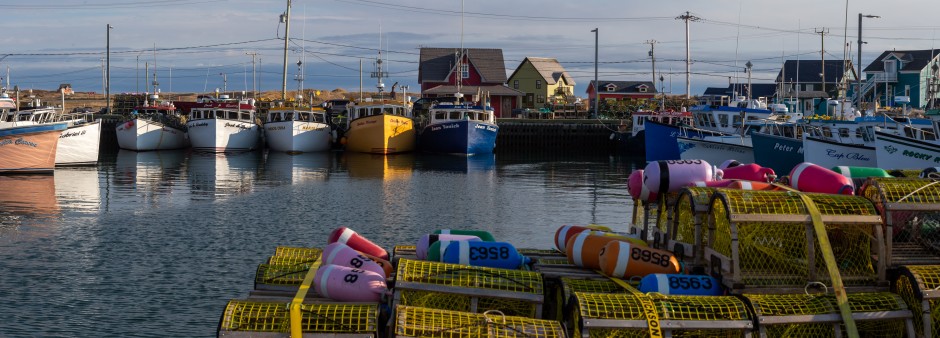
[798,194,859,338]
[289,258,321,338]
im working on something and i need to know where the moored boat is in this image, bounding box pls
[802,135,877,168]
[116,95,189,151]
[264,103,332,153]
[0,123,67,173]
[185,95,260,153]
[677,135,754,165]
[343,100,415,154]
[417,101,497,155]
[874,120,940,169]
[53,111,102,166]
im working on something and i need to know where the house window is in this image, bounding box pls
[606,86,615,92]
[805,84,814,91]
[536,80,541,89]
[638,85,648,93]
[537,95,544,103]
[461,64,469,79]
[905,85,910,96]
[513,80,519,89]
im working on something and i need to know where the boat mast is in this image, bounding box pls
[455,0,465,104]
[281,0,291,101]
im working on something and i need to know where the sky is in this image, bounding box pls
[3,0,940,99]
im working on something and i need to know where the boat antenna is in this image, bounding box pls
[152,43,158,96]
[454,0,465,104]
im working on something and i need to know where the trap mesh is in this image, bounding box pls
[861,178,940,266]
[895,265,940,337]
[219,300,377,334]
[255,261,320,287]
[708,190,879,288]
[746,292,908,338]
[394,305,564,337]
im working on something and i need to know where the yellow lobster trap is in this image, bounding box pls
[393,305,565,337]
[218,299,379,337]
[571,291,754,337]
[744,291,914,337]
[860,177,940,267]
[705,190,886,293]
[253,246,323,293]
[392,258,544,318]
[629,192,675,249]
[665,187,719,273]
[893,265,940,338]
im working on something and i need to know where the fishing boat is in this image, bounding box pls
[116,95,189,151]
[874,119,940,169]
[343,100,415,154]
[0,123,67,173]
[417,100,497,155]
[53,110,102,166]
[185,95,260,153]
[677,135,754,165]
[614,110,692,155]
[264,102,332,153]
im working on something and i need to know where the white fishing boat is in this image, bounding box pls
[185,95,260,153]
[802,135,877,168]
[264,103,332,153]
[116,95,189,151]
[54,111,102,166]
[874,120,940,169]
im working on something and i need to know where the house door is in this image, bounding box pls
[525,93,534,108]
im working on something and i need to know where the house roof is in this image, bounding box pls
[419,48,508,84]
[508,57,575,85]
[702,83,777,98]
[778,89,829,99]
[776,60,853,83]
[422,84,524,97]
[588,80,658,94]
[863,49,940,72]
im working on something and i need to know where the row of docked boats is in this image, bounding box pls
[641,96,940,175]
[115,93,499,156]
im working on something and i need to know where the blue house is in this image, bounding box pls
[860,49,940,110]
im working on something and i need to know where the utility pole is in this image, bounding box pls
[106,24,113,113]
[646,40,657,87]
[858,14,880,108]
[246,52,259,99]
[591,28,599,118]
[816,28,829,96]
[676,11,700,99]
[281,0,292,100]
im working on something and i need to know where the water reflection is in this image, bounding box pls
[0,175,59,223]
[342,152,414,179]
[55,167,102,213]
[188,151,264,200]
[263,151,332,185]
[414,153,496,173]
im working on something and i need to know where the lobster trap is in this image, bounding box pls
[571,291,754,337]
[393,305,565,337]
[744,291,914,338]
[860,177,940,267]
[391,258,544,318]
[253,246,323,293]
[630,192,674,248]
[218,299,379,337]
[665,187,719,272]
[893,265,940,338]
[704,190,886,293]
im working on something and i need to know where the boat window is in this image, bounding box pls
[435,112,446,120]
[822,127,832,138]
[370,108,381,116]
[382,107,394,115]
[856,127,864,138]
[226,111,237,120]
[719,114,729,128]
[241,112,251,121]
[215,110,225,119]
[732,115,742,128]
[17,114,30,121]
[285,112,294,121]
[637,118,645,126]
[449,111,462,119]
[838,128,850,138]
[706,114,717,128]
[925,130,937,141]
[480,113,489,121]
[904,126,915,138]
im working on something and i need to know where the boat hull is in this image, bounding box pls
[116,118,189,151]
[264,121,332,153]
[874,130,940,169]
[186,119,260,153]
[418,120,497,155]
[802,136,876,168]
[644,120,723,162]
[55,120,102,166]
[677,136,754,164]
[345,114,415,154]
[751,132,804,175]
[0,123,67,173]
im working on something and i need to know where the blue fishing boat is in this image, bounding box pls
[644,120,725,162]
[417,102,498,155]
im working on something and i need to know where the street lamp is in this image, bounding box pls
[857,13,880,108]
[745,61,753,102]
[591,28,598,119]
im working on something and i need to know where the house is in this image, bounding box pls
[775,59,857,115]
[418,47,524,118]
[585,80,658,109]
[699,83,777,106]
[860,49,940,109]
[506,57,576,109]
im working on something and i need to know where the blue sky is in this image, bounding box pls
[3,0,939,98]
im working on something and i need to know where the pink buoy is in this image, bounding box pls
[416,234,481,260]
[690,179,737,188]
[328,227,388,261]
[721,163,776,182]
[629,170,658,203]
[643,160,720,194]
[719,159,742,170]
[314,264,386,302]
[322,242,388,278]
[789,162,854,195]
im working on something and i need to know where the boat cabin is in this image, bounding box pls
[349,104,412,121]
[631,111,692,137]
[266,108,328,124]
[188,95,256,123]
[427,104,495,125]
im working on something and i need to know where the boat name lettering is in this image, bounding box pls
[475,124,486,130]
[442,124,459,129]
[0,138,39,148]
[431,126,441,131]
[825,149,871,162]
[193,122,209,127]
[268,126,286,131]
[301,126,326,131]
[224,122,251,130]
[901,149,935,162]
[59,129,87,139]
[486,126,497,132]
[356,120,377,126]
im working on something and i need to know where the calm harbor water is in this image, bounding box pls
[0,149,645,337]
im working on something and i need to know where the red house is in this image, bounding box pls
[585,80,658,109]
[418,48,523,118]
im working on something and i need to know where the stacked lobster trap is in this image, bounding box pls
[663,187,719,273]
[393,305,565,338]
[252,246,323,294]
[743,291,914,337]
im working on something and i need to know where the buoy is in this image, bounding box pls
[920,167,940,178]
[322,242,388,278]
[644,160,721,194]
[328,227,389,261]
[637,274,723,296]
[357,251,393,278]
[554,225,607,252]
[832,166,892,190]
[433,229,496,242]
[441,241,531,269]
[690,179,737,188]
[426,239,466,262]
[726,180,791,191]
[719,159,742,169]
[789,162,854,195]
[629,170,658,203]
[721,163,776,182]
[597,241,680,278]
[565,233,646,270]
[416,234,481,260]
[313,264,386,302]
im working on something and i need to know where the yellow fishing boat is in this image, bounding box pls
[343,100,415,154]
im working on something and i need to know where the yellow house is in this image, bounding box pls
[507,57,576,109]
